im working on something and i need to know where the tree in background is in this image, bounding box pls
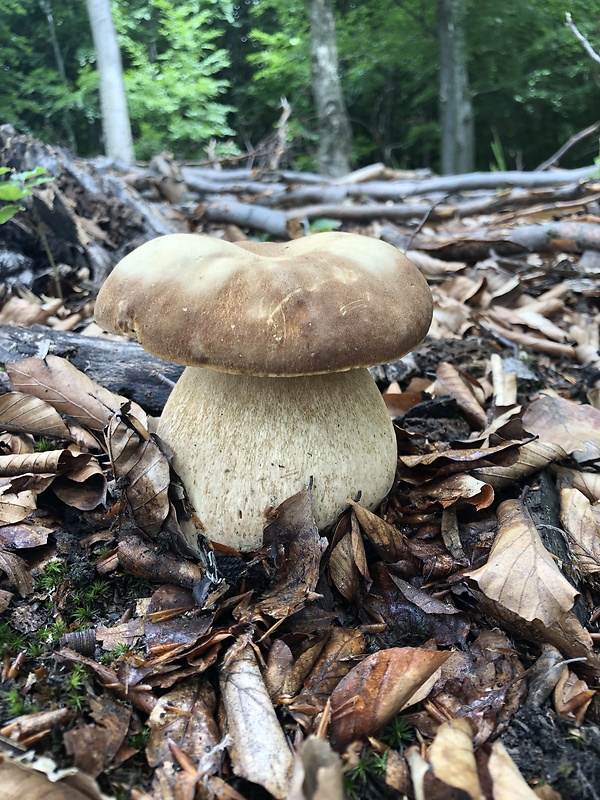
[85,0,134,161]
[438,0,474,174]
[307,0,352,176]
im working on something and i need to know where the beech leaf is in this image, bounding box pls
[465,498,578,626]
[328,646,450,749]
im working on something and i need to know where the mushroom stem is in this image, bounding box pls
[157,367,397,551]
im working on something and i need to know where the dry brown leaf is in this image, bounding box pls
[146,678,220,782]
[329,530,360,601]
[347,499,411,561]
[523,394,600,462]
[220,644,294,799]
[304,628,366,701]
[487,741,540,799]
[0,484,37,524]
[0,391,72,439]
[428,717,483,800]
[465,499,578,626]
[406,473,494,512]
[473,440,567,490]
[553,667,595,726]
[559,487,600,575]
[106,408,170,538]
[288,736,345,800]
[0,449,91,478]
[0,548,34,596]
[398,440,521,476]
[258,488,328,618]
[0,750,109,800]
[7,355,147,432]
[328,646,450,750]
[63,696,131,778]
[551,466,600,502]
[52,456,107,511]
[433,362,488,429]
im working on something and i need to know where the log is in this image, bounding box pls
[199,199,304,239]
[0,324,183,415]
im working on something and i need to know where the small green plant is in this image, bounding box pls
[489,128,507,172]
[100,643,132,666]
[380,714,414,749]
[34,437,54,452]
[0,687,28,717]
[129,727,150,750]
[35,559,68,595]
[64,663,89,710]
[0,166,53,223]
[0,622,27,657]
[344,747,389,799]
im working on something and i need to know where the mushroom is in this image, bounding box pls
[95,232,433,551]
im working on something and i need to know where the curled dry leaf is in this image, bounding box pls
[0,548,34,596]
[347,499,411,561]
[220,644,294,799]
[559,487,600,575]
[465,499,578,627]
[523,394,600,462]
[427,717,483,800]
[258,488,328,618]
[552,465,600,502]
[106,408,170,538]
[0,449,91,478]
[406,473,494,512]
[0,391,71,439]
[0,484,37,524]
[433,361,488,430]
[52,456,107,511]
[328,646,450,750]
[553,667,595,726]
[7,355,147,432]
[473,440,567,490]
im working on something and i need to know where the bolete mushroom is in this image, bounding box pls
[95,232,432,551]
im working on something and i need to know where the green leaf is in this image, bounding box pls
[0,184,26,201]
[0,204,22,223]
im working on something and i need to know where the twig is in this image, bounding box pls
[535,121,600,171]
[565,13,600,65]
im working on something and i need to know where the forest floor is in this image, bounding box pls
[0,128,599,799]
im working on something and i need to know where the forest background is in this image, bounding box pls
[1,0,600,179]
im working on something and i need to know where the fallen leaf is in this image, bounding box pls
[433,362,488,429]
[328,646,450,750]
[558,487,600,575]
[553,667,595,726]
[465,499,578,626]
[0,391,71,439]
[7,355,147,432]
[220,644,294,799]
[428,717,483,799]
[473,440,567,490]
[0,750,109,800]
[288,736,345,800]
[64,696,131,777]
[487,741,540,799]
[523,394,600,462]
[0,547,34,596]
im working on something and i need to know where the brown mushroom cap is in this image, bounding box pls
[95,232,432,376]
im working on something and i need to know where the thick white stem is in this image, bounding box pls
[157,367,397,550]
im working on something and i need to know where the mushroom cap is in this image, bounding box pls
[95,232,432,376]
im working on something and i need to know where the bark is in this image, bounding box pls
[307,0,352,177]
[0,324,182,415]
[85,0,134,162]
[438,0,474,174]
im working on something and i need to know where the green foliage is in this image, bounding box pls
[35,559,68,595]
[0,167,53,224]
[344,747,389,799]
[63,663,89,710]
[114,0,235,158]
[380,715,414,749]
[0,622,27,657]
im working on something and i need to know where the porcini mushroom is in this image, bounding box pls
[95,232,432,551]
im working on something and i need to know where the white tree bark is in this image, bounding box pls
[86,0,134,162]
[307,0,352,177]
[438,0,474,174]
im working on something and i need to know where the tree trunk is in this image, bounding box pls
[85,0,134,162]
[438,0,474,174]
[306,0,352,177]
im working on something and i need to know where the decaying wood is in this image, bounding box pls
[0,324,181,414]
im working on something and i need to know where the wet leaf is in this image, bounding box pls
[465,499,579,626]
[328,646,450,749]
[220,644,294,799]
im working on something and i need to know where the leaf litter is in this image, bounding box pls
[1,226,600,798]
